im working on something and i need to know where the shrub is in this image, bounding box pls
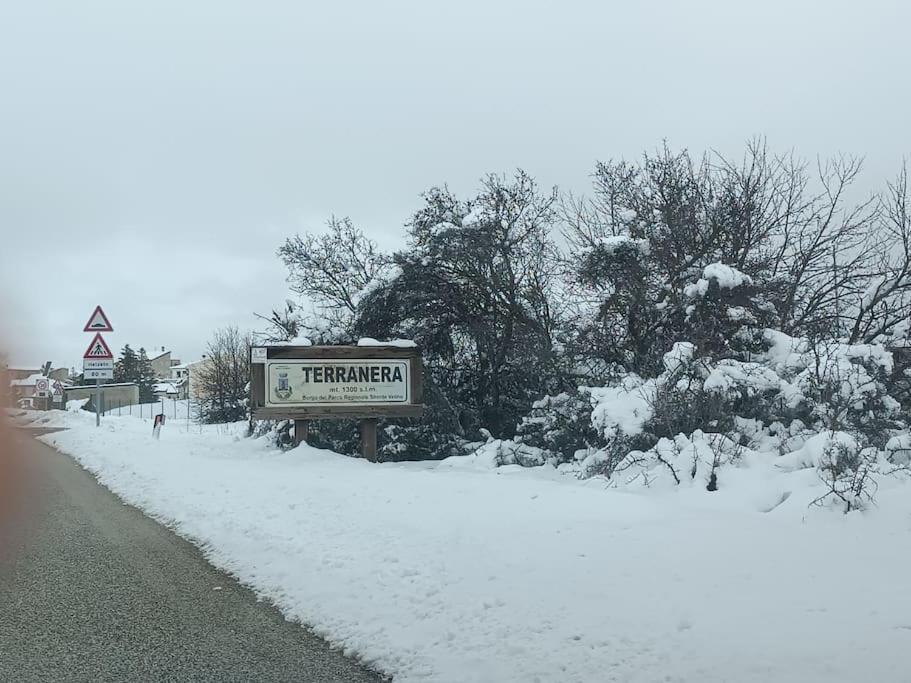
[514,389,603,464]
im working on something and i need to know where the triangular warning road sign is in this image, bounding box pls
[83,305,113,332]
[83,333,114,360]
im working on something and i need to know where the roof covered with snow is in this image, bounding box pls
[10,373,48,387]
[139,347,171,360]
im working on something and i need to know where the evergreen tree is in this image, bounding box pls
[114,344,139,383]
[136,348,157,403]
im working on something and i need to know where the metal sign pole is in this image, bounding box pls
[82,309,114,427]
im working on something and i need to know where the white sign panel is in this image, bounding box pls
[35,378,49,393]
[265,359,409,407]
[84,369,114,380]
[84,359,114,370]
[251,347,268,364]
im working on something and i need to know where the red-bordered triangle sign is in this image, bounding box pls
[83,333,114,360]
[83,305,113,332]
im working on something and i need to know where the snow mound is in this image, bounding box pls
[271,335,313,347]
[596,235,650,256]
[587,378,653,438]
[357,338,417,348]
[684,262,752,297]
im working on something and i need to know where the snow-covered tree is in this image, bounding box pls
[356,170,566,438]
[136,348,157,403]
[114,344,139,384]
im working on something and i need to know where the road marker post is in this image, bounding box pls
[153,413,165,440]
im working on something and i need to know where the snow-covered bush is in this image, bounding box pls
[514,389,603,464]
[484,439,549,467]
[761,331,903,447]
[377,419,464,462]
[640,342,735,442]
[506,326,908,506]
[302,420,362,456]
[885,434,911,466]
[683,263,779,361]
[610,431,745,490]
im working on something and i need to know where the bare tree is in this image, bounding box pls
[844,162,911,343]
[254,300,302,343]
[769,156,877,337]
[196,327,251,424]
[563,143,911,375]
[278,216,389,338]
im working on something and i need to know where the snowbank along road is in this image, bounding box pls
[0,427,383,683]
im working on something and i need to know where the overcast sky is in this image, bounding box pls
[1,0,908,369]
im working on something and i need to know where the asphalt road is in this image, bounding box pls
[0,428,385,683]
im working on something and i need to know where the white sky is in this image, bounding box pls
[1,0,908,369]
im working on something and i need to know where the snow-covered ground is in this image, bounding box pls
[13,408,911,682]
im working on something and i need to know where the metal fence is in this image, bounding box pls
[103,398,193,421]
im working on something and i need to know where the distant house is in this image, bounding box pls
[169,363,191,400]
[153,382,179,400]
[6,366,69,382]
[181,357,213,401]
[7,370,71,405]
[10,374,53,400]
[141,347,182,381]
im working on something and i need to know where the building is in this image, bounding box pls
[181,357,213,401]
[168,364,191,400]
[6,366,69,382]
[10,374,54,401]
[153,382,180,400]
[142,347,181,380]
[7,370,71,407]
[65,383,139,412]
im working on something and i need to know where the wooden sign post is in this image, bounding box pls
[293,419,309,448]
[249,344,424,462]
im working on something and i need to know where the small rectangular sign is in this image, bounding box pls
[251,347,268,364]
[84,359,114,370]
[265,359,409,407]
[84,369,114,380]
[52,392,63,403]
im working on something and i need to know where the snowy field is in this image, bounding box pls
[13,407,911,682]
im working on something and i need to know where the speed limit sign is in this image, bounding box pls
[35,378,49,397]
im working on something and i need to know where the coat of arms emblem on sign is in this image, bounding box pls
[274,371,293,400]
